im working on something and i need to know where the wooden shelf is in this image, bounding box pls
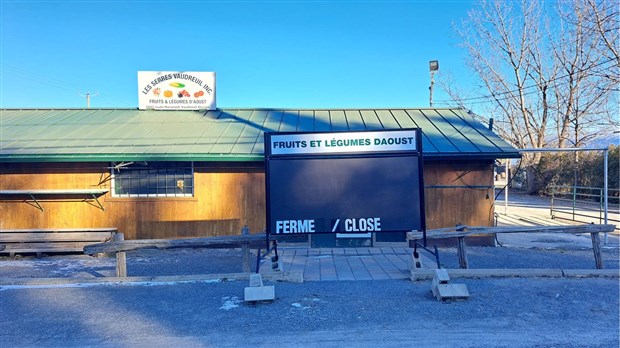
[0,189,109,211]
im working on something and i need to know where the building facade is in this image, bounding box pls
[0,108,520,246]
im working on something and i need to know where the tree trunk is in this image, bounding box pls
[526,165,539,194]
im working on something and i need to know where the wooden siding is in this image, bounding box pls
[423,161,495,246]
[0,161,494,243]
[424,161,495,228]
[0,162,266,239]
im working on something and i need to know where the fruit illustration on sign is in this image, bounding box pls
[194,90,205,98]
[153,88,161,97]
[163,90,173,98]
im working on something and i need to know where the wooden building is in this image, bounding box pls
[0,108,520,246]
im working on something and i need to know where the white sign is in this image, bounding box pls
[269,130,417,155]
[138,71,216,110]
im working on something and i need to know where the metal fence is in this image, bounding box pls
[550,185,619,228]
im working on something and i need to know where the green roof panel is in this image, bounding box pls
[0,108,521,162]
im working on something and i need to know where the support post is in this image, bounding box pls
[115,232,127,277]
[603,148,609,244]
[429,71,436,107]
[505,160,509,215]
[457,236,468,269]
[590,232,604,270]
[241,225,250,273]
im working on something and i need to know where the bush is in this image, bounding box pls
[523,145,619,199]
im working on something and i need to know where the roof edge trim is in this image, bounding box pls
[0,154,265,163]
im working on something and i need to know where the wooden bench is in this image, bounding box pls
[0,228,118,257]
[407,224,616,270]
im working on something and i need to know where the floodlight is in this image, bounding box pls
[429,60,439,72]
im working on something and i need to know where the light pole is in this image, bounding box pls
[429,60,439,107]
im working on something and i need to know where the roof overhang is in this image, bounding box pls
[0,152,520,163]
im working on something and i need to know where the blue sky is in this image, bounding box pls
[1,0,475,109]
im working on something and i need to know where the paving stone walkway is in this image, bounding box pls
[261,247,432,281]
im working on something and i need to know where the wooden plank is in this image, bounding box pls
[84,233,269,254]
[241,226,250,273]
[0,228,118,233]
[591,232,604,269]
[0,232,115,242]
[0,242,95,253]
[407,224,616,240]
[457,237,468,269]
[115,233,127,277]
[0,189,108,195]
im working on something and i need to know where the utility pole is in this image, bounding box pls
[429,60,439,107]
[80,92,98,108]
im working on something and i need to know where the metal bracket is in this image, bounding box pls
[89,194,105,211]
[28,194,44,211]
[255,239,278,273]
[413,240,441,269]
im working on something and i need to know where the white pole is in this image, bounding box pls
[505,160,509,215]
[604,148,609,244]
[429,71,435,107]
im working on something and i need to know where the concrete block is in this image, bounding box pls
[411,251,423,269]
[562,269,620,278]
[448,269,564,279]
[432,283,470,302]
[410,251,426,281]
[244,285,275,302]
[431,269,450,290]
[410,268,433,281]
[433,269,450,283]
[270,259,283,272]
[249,273,263,287]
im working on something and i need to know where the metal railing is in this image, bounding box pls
[550,185,619,228]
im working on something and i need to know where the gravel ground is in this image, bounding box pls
[0,277,617,347]
[435,247,620,270]
[0,248,258,279]
[1,246,618,347]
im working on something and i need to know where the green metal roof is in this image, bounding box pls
[0,108,520,162]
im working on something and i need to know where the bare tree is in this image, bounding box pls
[551,0,617,148]
[440,0,619,193]
[583,0,620,82]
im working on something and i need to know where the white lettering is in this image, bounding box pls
[344,218,382,232]
[275,220,315,234]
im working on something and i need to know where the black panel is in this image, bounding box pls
[267,155,422,234]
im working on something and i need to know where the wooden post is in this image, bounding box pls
[115,232,127,277]
[241,226,250,273]
[590,232,604,269]
[457,237,468,269]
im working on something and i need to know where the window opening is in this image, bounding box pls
[110,161,194,197]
